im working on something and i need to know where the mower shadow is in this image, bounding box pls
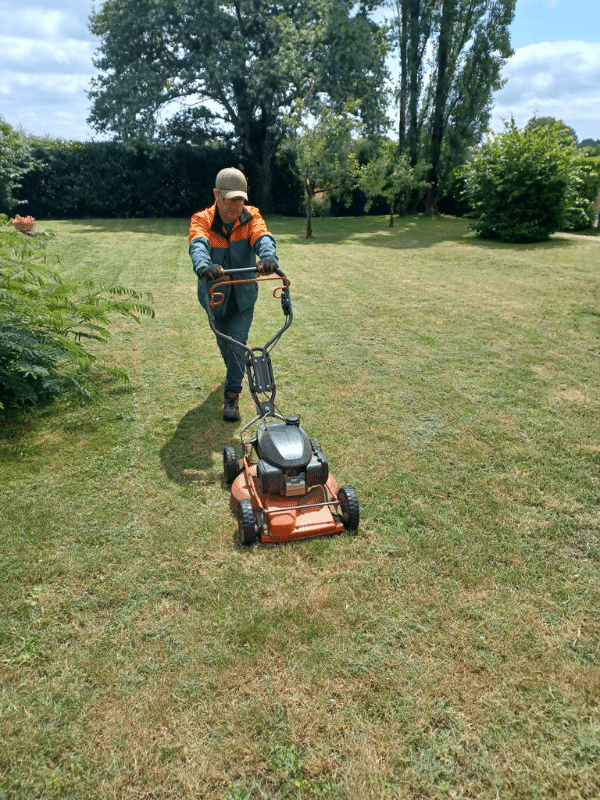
[159,387,240,486]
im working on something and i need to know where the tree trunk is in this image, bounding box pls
[241,117,278,214]
[305,181,313,238]
[426,0,453,216]
[398,0,408,153]
[408,0,424,167]
[424,184,438,216]
[246,151,275,214]
[389,198,395,227]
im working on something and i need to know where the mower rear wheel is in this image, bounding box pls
[238,498,257,546]
[223,446,239,484]
[338,486,360,531]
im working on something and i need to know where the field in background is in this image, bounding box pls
[1,215,599,799]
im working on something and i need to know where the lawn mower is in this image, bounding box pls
[206,267,360,546]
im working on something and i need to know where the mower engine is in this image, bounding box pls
[253,416,328,498]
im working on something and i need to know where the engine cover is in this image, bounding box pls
[256,417,312,470]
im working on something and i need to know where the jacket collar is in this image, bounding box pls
[210,203,253,237]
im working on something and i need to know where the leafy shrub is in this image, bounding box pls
[461,119,592,243]
[0,228,154,409]
[0,116,36,216]
[568,155,600,230]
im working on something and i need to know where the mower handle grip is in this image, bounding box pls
[219,266,286,279]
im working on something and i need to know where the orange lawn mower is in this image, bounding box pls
[206,267,360,546]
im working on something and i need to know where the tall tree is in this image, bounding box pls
[424,0,516,213]
[88,0,388,212]
[392,0,433,166]
[390,0,516,214]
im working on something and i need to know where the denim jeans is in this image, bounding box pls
[211,303,254,395]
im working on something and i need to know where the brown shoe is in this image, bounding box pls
[223,392,240,422]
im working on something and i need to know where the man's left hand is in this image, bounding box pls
[256,257,278,275]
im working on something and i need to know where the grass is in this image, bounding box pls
[1,214,600,799]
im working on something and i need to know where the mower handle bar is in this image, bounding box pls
[207,266,288,308]
[205,267,292,355]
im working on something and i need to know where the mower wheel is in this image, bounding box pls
[223,446,239,484]
[238,498,257,546]
[338,486,360,531]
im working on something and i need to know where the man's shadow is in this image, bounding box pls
[159,387,241,486]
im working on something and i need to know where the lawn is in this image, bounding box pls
[1,215,599,799]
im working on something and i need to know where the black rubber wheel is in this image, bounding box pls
[338,486,360,531]
[223,446,239,485]
[238,498,257,546]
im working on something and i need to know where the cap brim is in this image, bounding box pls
[220,190,248,200]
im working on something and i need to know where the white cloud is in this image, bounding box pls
[0,5,94,41]
[0,3,99,139]
[0,36,96,74]
[491,41,600,139]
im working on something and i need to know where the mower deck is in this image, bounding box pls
[231,461,345,543]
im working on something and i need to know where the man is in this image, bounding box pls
[189,168,279,421]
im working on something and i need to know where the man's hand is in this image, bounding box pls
[199,264,225,281]
[256,257,278,275]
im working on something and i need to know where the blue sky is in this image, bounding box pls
[0,0,598,142]
[490,0,600,138]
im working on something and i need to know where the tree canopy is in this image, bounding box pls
[289,103,362,238]
[88,0,389,212]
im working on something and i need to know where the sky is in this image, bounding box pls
[0,0,598,143]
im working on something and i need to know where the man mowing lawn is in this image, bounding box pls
[189,167,280,421]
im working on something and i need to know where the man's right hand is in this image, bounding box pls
[199,264,225,281]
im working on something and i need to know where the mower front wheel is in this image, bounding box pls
[338,486,360,531]
[238,498,257,546]
[223,446,239,485]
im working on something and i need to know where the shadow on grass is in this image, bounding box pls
[462,235,575,251]
[159,386,241,486]
[49,215,587,252]
[0,407,39,450]
[50,218,189,235]
[286,215,459,249]
[278,215,577,251]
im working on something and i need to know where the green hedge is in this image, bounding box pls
[15,140,235,219]
[15,140,303,219]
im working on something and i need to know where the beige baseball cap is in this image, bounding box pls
[215,168,248,200]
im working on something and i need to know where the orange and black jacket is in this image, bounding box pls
[189,203,278,317]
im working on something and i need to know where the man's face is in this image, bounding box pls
[214,189,245,225]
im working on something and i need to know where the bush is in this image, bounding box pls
[0,117,36,216]
[0,227,154,409]
[461,120,591,243]
[567,155,600,230]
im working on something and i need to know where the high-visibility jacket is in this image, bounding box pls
[189,203,278,317]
